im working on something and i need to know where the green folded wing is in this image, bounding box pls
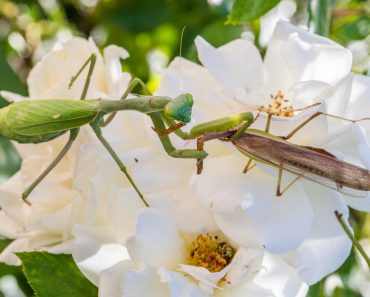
[8,99,98,135]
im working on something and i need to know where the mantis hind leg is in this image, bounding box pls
[22,54,97,204]
[91,121,149,207]
[22,129,79,204]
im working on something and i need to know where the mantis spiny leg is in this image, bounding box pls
[90,121,149,207]
[22,54,97,203]
[150,112,207,159]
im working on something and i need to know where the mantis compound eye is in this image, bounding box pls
[164,93,194,123]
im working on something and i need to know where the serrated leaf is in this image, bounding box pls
[17,252,98,297]
[226,0,282,25]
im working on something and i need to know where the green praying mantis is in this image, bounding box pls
[1,53,370,208]
[0,54,207,206]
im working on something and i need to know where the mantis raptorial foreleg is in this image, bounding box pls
[101,77,152,127]
[22,54,97,203]
[150,112,207,159]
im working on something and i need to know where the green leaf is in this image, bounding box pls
[17,252,98,297]
[226,0,282,25]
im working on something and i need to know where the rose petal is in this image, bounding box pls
[126,209,186,268]
[296,183,352,285]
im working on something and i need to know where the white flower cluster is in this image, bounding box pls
[0,21,370,297]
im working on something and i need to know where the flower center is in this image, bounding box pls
[258,90,294,117]
[189,234,235,272]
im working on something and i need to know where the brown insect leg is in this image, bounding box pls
[276,165,283,197]
[276,165,304,197]
[242,159,255,174]
[152,122,187,138]
[197,136,205,174]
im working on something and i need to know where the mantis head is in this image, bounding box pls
[164,93,194,123]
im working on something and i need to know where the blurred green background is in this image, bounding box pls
[0,0,369,296]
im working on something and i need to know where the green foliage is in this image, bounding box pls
[18,252,98,297]
[226,0,282,24]
[0,52,24,183]
[337,16,370,41]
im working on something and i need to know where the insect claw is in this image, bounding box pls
[21,194,32,206]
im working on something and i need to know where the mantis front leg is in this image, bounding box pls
[150,112,208,160]
[101,78,152,127]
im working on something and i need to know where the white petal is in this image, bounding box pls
[216,282,275,297]
[126,209,186,268]
[254,253,308,297]
[0,237,31,265]
[225,247,264,286]
[107,186,145,242]
[296,184,352,285]
[159,268,208,297]
[265,21,351,94]
[147,189,217,233]
[259,0,297,47]
[195,36,263,91]
[122,265,171,297]
[72,225,129,285]
[214,174,313,253]
[155,57,230,120]
[99,260,136,297]
[0,91,29,102]
[103,45,131,99]
[190,155,273,214]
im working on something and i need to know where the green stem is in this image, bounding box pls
[335,211,370,269]
[315,0,331,36]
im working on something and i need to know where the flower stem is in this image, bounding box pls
[335,210,370,269]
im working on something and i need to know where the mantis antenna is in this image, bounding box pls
[179,26,186,93]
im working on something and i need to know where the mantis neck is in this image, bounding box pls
[97,97,171,115]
